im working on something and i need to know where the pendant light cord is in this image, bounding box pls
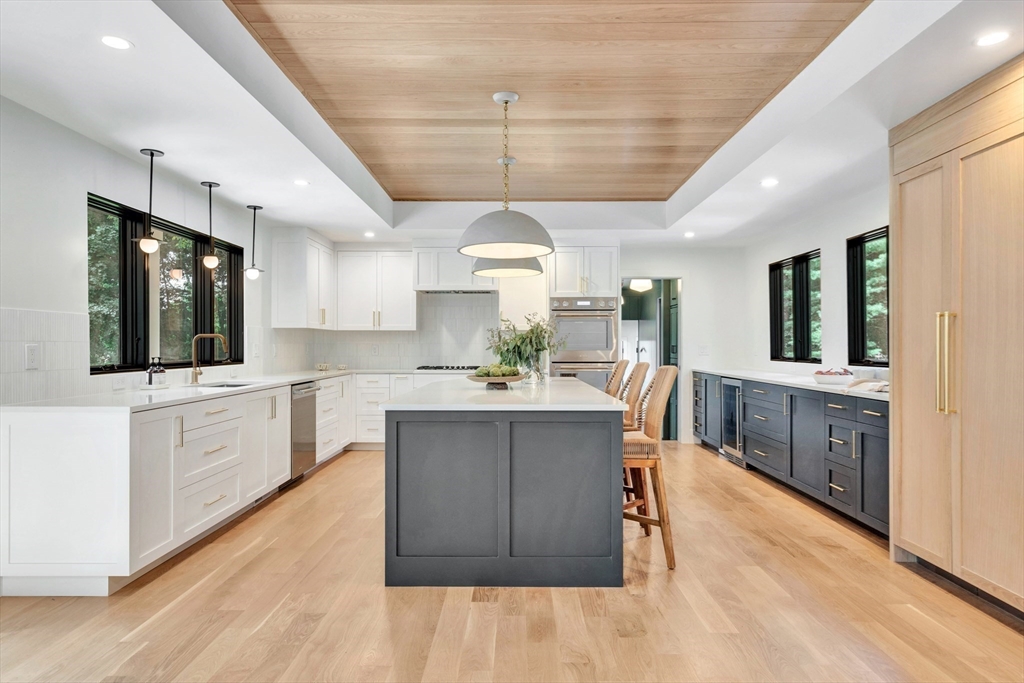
[207,184,214,254]
[502,100,510,211]
[250,207,257,267]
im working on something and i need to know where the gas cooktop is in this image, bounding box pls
[416,365,481,371]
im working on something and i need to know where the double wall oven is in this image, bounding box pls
[549,296,619,390]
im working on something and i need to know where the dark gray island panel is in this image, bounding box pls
[385,409,623,587]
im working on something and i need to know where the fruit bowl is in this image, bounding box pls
[467,374,525,390]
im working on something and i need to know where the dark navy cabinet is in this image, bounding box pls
[693,372,888,536]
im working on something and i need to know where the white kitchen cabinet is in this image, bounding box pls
[547,246,619,298]
[241,387,291,504]
[390,373,414,397]
[338,376,354,449]
[272,236,336,329]
[266,388,291,488]
[337,251,417,331]
[130,410,176,572]
[414,247,496,291]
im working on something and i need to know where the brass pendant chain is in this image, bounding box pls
[502,100,510,211]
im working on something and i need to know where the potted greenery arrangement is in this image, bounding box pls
[487,313,565,385]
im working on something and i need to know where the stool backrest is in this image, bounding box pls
[642,365,679,441]
[604,360,629,396]
[620,362,650,426]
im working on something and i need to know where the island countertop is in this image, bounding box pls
[379,377,626,412]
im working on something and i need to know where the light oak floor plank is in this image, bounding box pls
[1,444,1021,682]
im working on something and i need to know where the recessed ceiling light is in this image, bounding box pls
[364,232,375,238]
[976,31,1009,47]
[761,177,779,188]
[101,36,133,50]
[294,179,309,186]
[684,232,695,238]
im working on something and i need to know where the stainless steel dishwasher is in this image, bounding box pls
[290,381,318,479]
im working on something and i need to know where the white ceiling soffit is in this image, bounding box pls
[0,0,391,239]
[663,0,961,232]
[650,0,1024,246]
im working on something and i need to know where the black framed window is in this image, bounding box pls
[87,194,244,374]
[847,227,888,366]
[769,249,821,362]
[87,197,148,373]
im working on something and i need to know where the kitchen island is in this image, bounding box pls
[380,378,626,587]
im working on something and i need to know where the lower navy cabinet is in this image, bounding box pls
[702,375,722,448]
[854,422,889,534]
[787,389,825,501]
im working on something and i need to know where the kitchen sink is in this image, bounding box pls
[201,381,263,388]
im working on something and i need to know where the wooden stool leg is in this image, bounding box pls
[633,467,652,536]
[650,461,675,569]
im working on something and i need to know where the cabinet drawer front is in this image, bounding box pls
[317,377,340,396]
[742,398,788,444]
[856,398,889,428]
[178,419,242,488]
[825,462,857,515]
[743,434,787,476]
[825,417,856,465]
[356,387,390,415]
[356,374,389,388]
[692,416,703,439]
[824,394,857,419]
[317,423,340,459]
[180,466,241,537]
[357,416,385,442]
[316,399,340,429]
[742,381,786,405]
[182,396,244,432]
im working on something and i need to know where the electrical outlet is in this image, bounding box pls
[271,344,277,358]
[371,344,379,356]
[252,343,260,358]
[112,375,128,391]
[24,343,40,370]
[698,345,710,357]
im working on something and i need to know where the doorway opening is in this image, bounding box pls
[620,278,680,440]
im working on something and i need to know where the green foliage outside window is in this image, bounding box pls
[863,236,888,362]
[87,206,121,367]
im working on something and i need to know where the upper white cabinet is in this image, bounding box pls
[414,247,496,291]
[272,236,336,329]
[548,246,619,298]
[338,251,417,331]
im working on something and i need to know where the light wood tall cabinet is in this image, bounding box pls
[890,54,1023,610]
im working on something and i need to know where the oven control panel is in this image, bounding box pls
[550,297,617,310]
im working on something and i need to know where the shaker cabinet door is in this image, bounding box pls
[337,252,379,330]
[855,423,889,534]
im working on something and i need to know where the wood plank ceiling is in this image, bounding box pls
[226,1,870,201]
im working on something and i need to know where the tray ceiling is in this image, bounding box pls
[226,0,870,201]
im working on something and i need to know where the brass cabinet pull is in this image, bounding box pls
[205,407,230,415]
[367,400,380,404]
[753,389,768,394]
[203,444,227,455]
[828,483,847,493]
[829,437,846,445]
[783,393,788,416]
[695,397,702,403]
[944,311,956,414]
[936,312,944,413]
[176,415,184,448]
[367,427,380,432]
[753,415,768,421]
[852,431,857,459]
[862,409,884,417]
[694,421,702,429]
[366,379,379,384]
[753,449,769,458]
[715,380,720,398]
[827,403,846,410]
[322,438,334,445]
[322,407,334,413]
[203,493,227,507]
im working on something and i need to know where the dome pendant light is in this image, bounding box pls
[457,92,554,262]
[200,181,220,270]
[472,256,544,278]
[243,205,264,280]
[134,148,165,254]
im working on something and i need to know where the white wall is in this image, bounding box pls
[620,244,747,442]
[0,97,309,403]
[740,183,889,374]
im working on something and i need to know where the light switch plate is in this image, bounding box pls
[252,343,260,358]
[371,344,379,356]
[24,343,40,370]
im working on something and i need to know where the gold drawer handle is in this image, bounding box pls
[203,493,227,507]
[752,449,769,458]
[752,389,768,394]
[205,407,230,415]
[828,437,846,445]
[203,444,227,455]
[366,380,380,384]
[694,422,702,429]
[322,439,334,445]
[367,400,380,404]
[862,409,884,417]
[828,483,847,493]
[694,397,702,402]
[322,407,334,412]
[753,415,768,421]
[367,427,380,432]
[827,403,846,409]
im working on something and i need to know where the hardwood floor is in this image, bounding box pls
[2,443,1021,682]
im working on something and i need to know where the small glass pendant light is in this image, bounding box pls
[243,205,264,280]
[200,181,220,269]
[134,148,164,253]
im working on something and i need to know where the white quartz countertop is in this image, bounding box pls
[0,368,429,412]
[380,377,626,412]
[692,369,889,402]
